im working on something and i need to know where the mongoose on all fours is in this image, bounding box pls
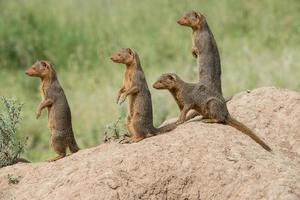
[26,61,80,162]
[153,71,232,121]
[111,48,177,143]
[178,11,223,95]
[153,73,271,151]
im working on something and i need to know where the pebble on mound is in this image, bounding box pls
[0,87,299,200]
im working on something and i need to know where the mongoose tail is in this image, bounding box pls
[155,122,177,134]
[68,133,80,153]
[225,116,271,152]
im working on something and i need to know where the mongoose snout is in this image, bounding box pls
[110,55,121,62]
[177,16,188,26]
[152,81,163,89]
[25,69,31,76]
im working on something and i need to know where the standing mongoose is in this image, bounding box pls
[177,11,223,95]
[153,73,271,151]
[25,60,80,161]
[111,48,177,143]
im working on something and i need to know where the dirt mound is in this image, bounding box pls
[0,87,299,200]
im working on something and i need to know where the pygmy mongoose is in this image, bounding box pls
[26,61,80,161]
[153,73,271,151]
[111,48,176,143]
[178,11,223,95]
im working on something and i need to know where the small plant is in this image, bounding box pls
[103,116,128,142]
[7,174,21,185]
[0,97,26,168]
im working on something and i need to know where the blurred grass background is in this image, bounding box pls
[0,0,299,161]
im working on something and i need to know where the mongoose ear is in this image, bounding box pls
[127,48,134,56]
[193,11,201,19]
[167,74,177,81]
[40,60,51,69]
[40,60,48,67]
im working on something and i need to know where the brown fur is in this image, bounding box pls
[153,73,271,151]
[111,49,176,143]
[26,61,80,161]
[153,74,232,121]
[13,158,30,164]
[178,11,223,95]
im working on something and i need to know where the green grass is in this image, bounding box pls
[0,0,299,161]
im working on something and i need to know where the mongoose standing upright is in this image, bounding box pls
[111,48,176,143]
[26,61,80,161]
[153,73,271,151]
[178,11,223,95]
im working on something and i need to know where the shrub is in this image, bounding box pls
[0,97,26,168]
[103,117,127,142]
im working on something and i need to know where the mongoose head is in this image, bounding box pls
[177,11,204,29]
[25,60,54,78]
[110,48,135,65]
[153,73,179,90]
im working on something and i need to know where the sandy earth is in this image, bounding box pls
[0,87,299,200]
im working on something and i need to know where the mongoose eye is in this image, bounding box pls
[167,75,174,80]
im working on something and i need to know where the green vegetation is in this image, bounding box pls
[0,97,26,167]
[0,0,299,161]
[7,174,21,185]
[103,117,127,142]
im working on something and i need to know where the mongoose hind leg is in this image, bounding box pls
[121,120,147,143]
[67,132,80,153]
[119,135,145,144]
[207,99,228,123]
[129,120,148,142]
[129,135,145,143]
[176,104,193,125]
[48,155,65,162]
[48,132,67,162]
[191,47,198,58]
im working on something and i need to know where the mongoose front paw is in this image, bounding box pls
[118,95,126,105]
[36,111,41,119]
[191,48,198,58]
[47,155,65,162]
[176,120,185,125]
[116,96,120,104]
